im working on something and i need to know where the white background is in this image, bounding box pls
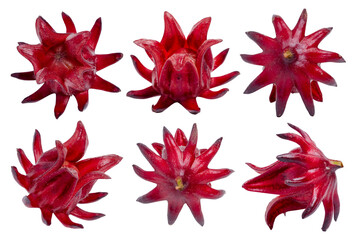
[0,0,358,239]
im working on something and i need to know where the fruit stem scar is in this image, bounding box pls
[329,159,344,168]
[175,176,184,191]
[283,49,294,59]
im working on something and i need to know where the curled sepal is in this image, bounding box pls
[64,121,89,162]
[266,195,307,229]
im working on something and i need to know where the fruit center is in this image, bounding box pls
[282,48,297,63]
[175,176,185,191]
[48,45,82,74]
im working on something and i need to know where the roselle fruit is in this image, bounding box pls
[241,9,344,117]
[243,123,343,231]
[133,124,233,225]
[128,12,239,114]
[11,121,122,228]
[12,13,122,118]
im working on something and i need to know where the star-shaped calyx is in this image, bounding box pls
[133,124,233,225]
[12,13,122,118]
[241,9,344,117]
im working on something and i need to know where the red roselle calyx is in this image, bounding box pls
[12,13,122,118]
[133,124,233,225]
[241,9,345,117]
[127,12,239,114]
[242,123,343,231]
[11,121,122,228]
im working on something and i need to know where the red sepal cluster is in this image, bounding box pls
[128,12,239,114]
[12,13,122,118]
[11,121,122,228]
[241,9,344,117]
[243,123,343,231]
[133,124,233,225]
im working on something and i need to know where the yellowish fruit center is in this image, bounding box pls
[283,49,294,59]
[175,176,184,191]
